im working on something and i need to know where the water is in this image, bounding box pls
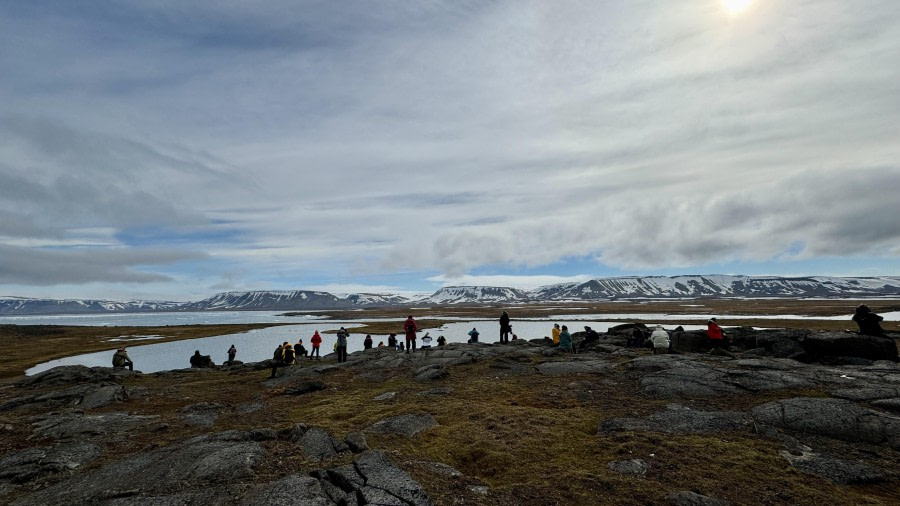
[0,311,330,326]
[23,314,709,375]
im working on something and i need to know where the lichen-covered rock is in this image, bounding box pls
[354,450,433,506]
[239,475,331,505]
[367,413,438,437]
[751,397,900,449]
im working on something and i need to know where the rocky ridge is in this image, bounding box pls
[0,327,898,505]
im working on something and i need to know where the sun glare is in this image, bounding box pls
[722,0,754,16]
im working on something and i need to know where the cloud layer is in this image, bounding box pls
[1,1,899,298]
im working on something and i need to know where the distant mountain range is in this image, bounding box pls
[2,275,899,315]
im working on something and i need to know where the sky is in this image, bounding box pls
[1,0,899,301]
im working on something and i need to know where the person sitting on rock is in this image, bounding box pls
[363,334,373,349]
[112,347,134,371]
[551,324,561,345]
[388,333,398,350]
[437,335,446,346]
[282,343,296,365]
[650,325,670,355]
[707,318,725,349]
[852,305,886,337]
[467,327,480,343]
[421,332,433,348]
[227,344,237,364]
[190,350,204,368]
[579,326,600,350]
[295,339,308,358]
[269,343,284,378]
[557,325,574,353]
[626,327,645,347]
[378,341,385,348]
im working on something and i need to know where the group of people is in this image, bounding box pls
[112,306,891,373]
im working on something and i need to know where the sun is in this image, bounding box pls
[721,0,755,16]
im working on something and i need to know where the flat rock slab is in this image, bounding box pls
[239,475,331,505]
[31,412,159,440]
[13,431,265,506]
[600,405,750,435]
[0,441,101,485]
[536,359,613,376]
[179,402,223,427]
[18,366,135,388]
[781,450,888,484]
[751,397,900,449]
[367,413,438,437]
[354,450,433,506]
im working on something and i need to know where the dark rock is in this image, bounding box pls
[669,490,730,506]
[0,442,101,485]
[751,397,900,449]
[354,450,433,506]
[239,475,331,505]
[820,356,875,366]
[326,464,366,492]
[179,402,222,427]
[345,432,369,453]
[771,339,808,360]
[607,459,648,475]
[31,412,159,440]
[0,395,39,412]
[600,404,750,434]
[367,413,438,437]
[799,332,898,362]
[359,486,406,505]
[299,427,340,461]
[739,348,769,358]
[871,398,900,412]
[14,431,265,505]
[781,450,888,484]
[830,387,900,401]
[18,366,131,388]
[669,330,713,353]
[415,367,450,382]
[284,381,327,396]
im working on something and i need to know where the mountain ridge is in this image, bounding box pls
[2,275,899,315]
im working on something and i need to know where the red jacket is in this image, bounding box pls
[707,322,724,340]
[404,318,418,339]
[311,331,322,347]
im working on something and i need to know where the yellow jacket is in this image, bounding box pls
[551,327,561,344]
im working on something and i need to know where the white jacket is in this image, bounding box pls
[650,328,670,349]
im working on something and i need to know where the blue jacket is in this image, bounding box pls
[558,330,572,349]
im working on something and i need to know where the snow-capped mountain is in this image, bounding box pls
[3,276,899,316]
[421,286,532,304]
[345,293,410,306]
[0,297,181,315]
[181,291,346,311]
[530,275,900,300]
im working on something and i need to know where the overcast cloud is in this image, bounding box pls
[1,1,898,300]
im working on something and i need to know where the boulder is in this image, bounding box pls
[298,427,340,461]
[18,366,131,388]
[607,459,648,475]
[345,431,369,453]
[367,413,438,437]
[751,397,900,449]
[799,332,898,362]
[780,450,888,484]
[0,442,101,485]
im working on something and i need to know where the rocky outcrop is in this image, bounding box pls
[600,404,751,435]
[367,413,439,437]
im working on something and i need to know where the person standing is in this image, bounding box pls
[404,315,418,354]
[388,333,397,350]
[551,324,561,345]
[336,327,349,363]
[227,344,237,364]
[310,331,322,360]
[112,347,134,371]
[499,311,511,344]
[363,334,373,350]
